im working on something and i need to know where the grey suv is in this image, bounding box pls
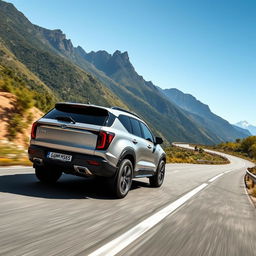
[28,102,166,198]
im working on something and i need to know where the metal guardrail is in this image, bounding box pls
[246,169,256,185]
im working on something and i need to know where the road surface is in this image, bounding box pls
[0,147,255,256]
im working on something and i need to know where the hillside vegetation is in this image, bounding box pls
[0,60,47,142]
[209,136,256,163]
[165,145,228,164]
[0,91,42,145]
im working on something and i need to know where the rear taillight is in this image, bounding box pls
[31,122,38,139]
[96,131,115,150]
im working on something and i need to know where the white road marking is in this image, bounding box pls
[88,183,208,256]
[0,166,33,170]
[208,173,224,183]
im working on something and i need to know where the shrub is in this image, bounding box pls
[7,114,25,140]
[15,88,34,112]
[249,144,256,159]
[199,148,204,153]
[240,136,256,153]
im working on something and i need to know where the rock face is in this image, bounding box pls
[34,26,75,56]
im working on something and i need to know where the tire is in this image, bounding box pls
[113,159,133,198]
[35,166,62,184]
[149,160,165,187]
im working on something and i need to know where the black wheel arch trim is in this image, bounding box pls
[160,153,167,163]
[117,147,136,168]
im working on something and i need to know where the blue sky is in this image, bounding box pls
[7,0,256,125]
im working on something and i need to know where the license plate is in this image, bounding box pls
[47,152,72,162]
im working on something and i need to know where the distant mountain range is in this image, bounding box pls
[0,0,249,144]
[235,121,256,135]
[161,88,252,140]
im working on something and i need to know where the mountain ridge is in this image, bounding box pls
[0,0,248,144]
[32,21,219,144]
[161,88,250,141]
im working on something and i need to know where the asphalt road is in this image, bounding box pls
[0,148,255,256]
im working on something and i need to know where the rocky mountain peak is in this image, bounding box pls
[235,121,256,135]
[113,50,129,60]
[236,120,250,127]
[34,25,74,56]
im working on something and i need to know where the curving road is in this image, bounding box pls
[0,146,255,256]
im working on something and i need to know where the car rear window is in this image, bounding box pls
[44,104,109,126]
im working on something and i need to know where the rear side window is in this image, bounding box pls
[130,118,142,137]
[140,122,154,142]
[118,115,132,133]
[44,104,108,126]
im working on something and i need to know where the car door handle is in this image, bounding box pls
[132,139,138,144]
[147,145,152,149]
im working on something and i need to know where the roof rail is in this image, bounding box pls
[111,107,141,119]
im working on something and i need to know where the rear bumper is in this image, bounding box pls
[28,145,117,178]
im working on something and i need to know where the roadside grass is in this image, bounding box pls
[247,181,256,198]
[165,145,229,164]
[0,140,31,166]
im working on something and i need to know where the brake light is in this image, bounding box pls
[96,131,115,150]
[31,122,38,139]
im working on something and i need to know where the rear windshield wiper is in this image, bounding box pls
[56,116,76,124]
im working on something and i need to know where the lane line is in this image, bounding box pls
[88,183,208,256]
[0,166,33,170]
[208,173,224,183]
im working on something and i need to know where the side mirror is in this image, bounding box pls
[155,137,163,145]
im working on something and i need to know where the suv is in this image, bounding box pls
[28,102,166,198]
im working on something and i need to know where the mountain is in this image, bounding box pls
[161,88,211,117]
[0,1,125,109]
[0,0,248,145]
[232,125,251,137]
[235,121,256,135]
[161,88,249,141]
[26,16,219,144]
